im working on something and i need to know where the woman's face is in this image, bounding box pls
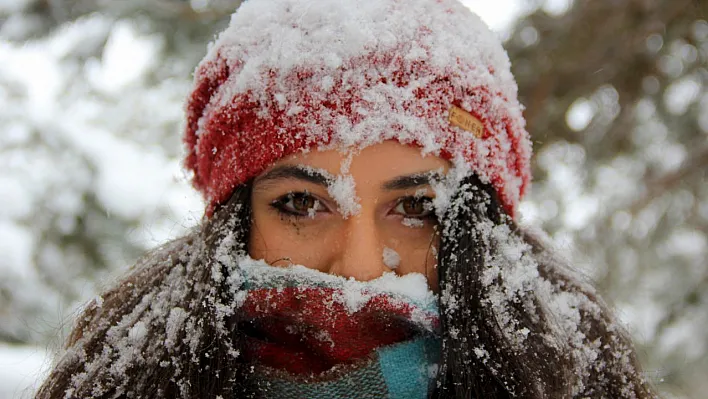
[248,140,450,291]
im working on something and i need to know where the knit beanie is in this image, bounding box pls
[184,0,531,218]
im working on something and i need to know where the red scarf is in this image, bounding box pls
[238,287,440,376]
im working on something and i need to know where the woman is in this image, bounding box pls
[37,0,656,398]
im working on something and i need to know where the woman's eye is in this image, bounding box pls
[271,192,325,217]
[393,197,434,218]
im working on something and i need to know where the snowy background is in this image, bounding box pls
[0,0,706,398]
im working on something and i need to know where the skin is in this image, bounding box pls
[248,140,451,291]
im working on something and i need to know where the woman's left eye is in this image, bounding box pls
[392,196,434,218]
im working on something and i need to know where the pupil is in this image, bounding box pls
[404,198,424,215]
[293,195,313,211]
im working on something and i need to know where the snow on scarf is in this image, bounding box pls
[237,259,441,399]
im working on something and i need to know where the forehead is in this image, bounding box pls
[270,141,451,183]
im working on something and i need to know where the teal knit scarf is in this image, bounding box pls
[237,261,441,399]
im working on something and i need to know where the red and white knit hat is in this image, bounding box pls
[184,0,531,218]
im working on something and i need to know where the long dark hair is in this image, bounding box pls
[36,176,656,398]
[433,175,654,398]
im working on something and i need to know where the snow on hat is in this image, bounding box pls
[184,0,531,218]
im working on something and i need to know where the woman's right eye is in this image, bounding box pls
[270,192,326,217]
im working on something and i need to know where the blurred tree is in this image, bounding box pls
[0,0,241,344]
[505,0,708,396]
[0,0,705,397]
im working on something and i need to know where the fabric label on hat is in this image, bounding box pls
[448,105,484,138]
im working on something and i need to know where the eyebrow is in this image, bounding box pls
[382,172,443,191]
[253,165,442,191]
[254,165,331,189]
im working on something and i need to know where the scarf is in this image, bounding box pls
[237,261,441,399]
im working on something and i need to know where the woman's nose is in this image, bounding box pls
[328,214,392,281]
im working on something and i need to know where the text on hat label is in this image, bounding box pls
[448,105,484,138]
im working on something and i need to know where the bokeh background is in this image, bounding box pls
[0,0,706,397]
